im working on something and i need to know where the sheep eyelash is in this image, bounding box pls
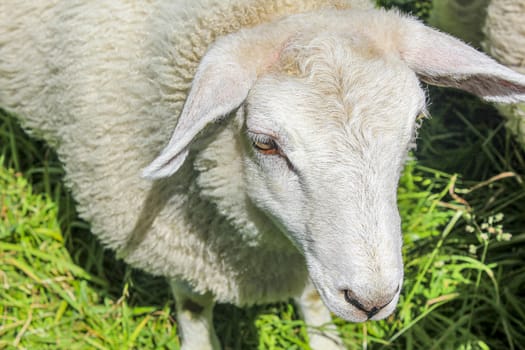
[248,131,277,143]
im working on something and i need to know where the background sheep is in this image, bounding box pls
[1,1,525,349]
[429,0,525,149]
[428,0,489,48]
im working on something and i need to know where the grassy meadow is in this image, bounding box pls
[1,1,525,349]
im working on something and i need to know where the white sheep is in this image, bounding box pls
[1,1,525,349]
[484,0,525,148]
[429,0,525,149]
[428,0,489,48]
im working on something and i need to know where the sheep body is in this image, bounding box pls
[0,0,373,306]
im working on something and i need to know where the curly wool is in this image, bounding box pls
[0,0,373,305]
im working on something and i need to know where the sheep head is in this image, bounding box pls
[143,9,525,322]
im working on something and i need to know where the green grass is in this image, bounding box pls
[1,2,525,349]
[0,155,179,349]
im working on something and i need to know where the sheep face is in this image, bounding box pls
[240,43,425,321]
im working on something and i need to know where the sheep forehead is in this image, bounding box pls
[250,38,424,152]
[279,33,424,122]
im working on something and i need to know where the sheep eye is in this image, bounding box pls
[253,139,279,155]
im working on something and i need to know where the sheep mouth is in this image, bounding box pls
[316,283,400,322]
[307,264,403,322]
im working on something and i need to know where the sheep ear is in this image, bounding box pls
[400,21,525,103]
[141,53,254,179]
[142,34,280,180]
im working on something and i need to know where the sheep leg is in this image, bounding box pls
[295,280,345,350]
[170,280,221,350]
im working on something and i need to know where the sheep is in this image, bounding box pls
[484,0,525,149]
[428,0,489,48]
[1,1,525,349]
[429,0,525,149]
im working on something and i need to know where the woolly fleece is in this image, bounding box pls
[0,0,373,305]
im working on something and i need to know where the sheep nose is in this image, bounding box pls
[343,286,399,319]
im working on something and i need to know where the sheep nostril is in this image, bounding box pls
[343,286,399,319]
[343,289,368,313]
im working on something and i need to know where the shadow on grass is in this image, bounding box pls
[1,108,164,301]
